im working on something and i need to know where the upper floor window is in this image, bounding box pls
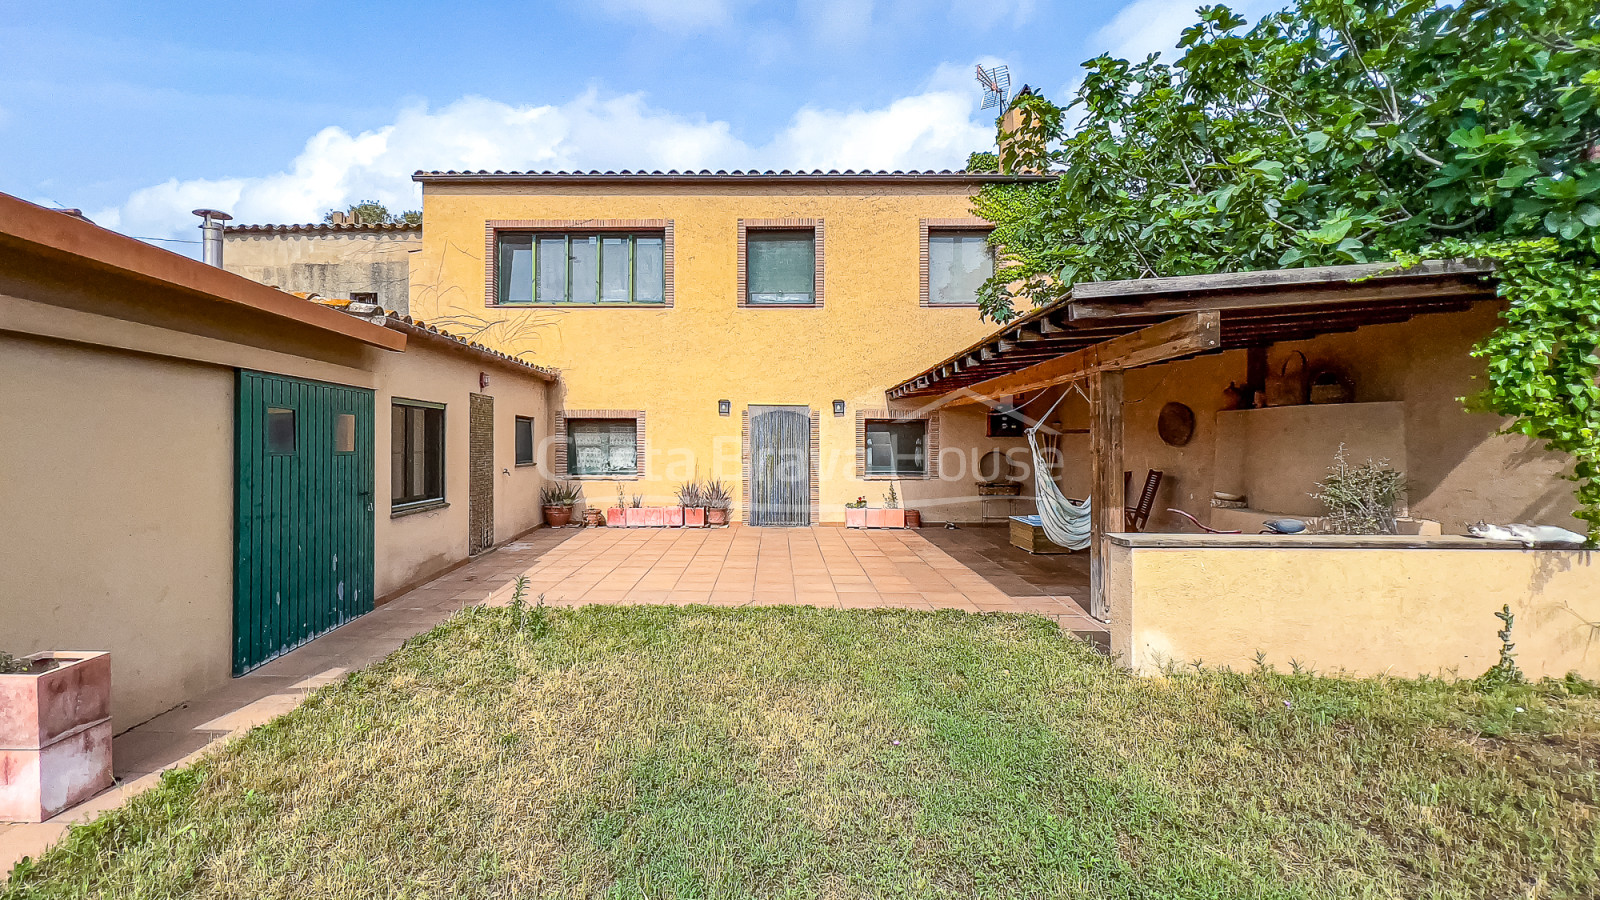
[747,230,815,305]
[739,219,823,307]
[926,230,995,306]
[496,231,665,305]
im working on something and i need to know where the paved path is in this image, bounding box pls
[1,524,1101,875]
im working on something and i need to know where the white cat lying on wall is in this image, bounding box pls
[1466,522,1590,549]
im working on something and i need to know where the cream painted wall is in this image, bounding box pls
[0,333,233,732]
[412,182,1010,523]
[1108,538,1600,680]
[370,340,553,598]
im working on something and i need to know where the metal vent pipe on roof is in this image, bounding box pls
[192,208,232,267]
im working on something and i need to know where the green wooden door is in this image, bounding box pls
[234,371,375,674]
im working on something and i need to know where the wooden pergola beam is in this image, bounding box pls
[941,311,1221,406]
[1068,279,1495,321]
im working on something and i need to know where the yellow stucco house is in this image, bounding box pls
[409,169,1052,525]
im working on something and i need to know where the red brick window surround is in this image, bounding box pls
[920,217,994,307]
[554,409,646,480]
[737,219,825,308]
[855,408,940,480]
[485,220,675,308]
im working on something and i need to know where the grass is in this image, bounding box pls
[6,604,1600,899]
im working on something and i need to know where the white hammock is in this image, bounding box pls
[1026,428,1091,550]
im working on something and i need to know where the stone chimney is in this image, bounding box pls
[997,86,1034,174]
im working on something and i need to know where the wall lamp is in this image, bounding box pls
[833,400,846,416]
[718,400,731,416]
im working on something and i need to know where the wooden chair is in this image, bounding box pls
[1123,469,1164,532]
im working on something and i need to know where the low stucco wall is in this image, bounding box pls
[0,333,234,732]
[1108,534,1600,680]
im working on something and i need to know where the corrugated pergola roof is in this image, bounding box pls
[889,260,1498,400]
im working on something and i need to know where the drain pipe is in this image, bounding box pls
[191,208,232,266]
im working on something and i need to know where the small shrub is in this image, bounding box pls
[1478,605,1525,689]
[539,481,583,508]
[0,651,32,675]
[1311,445,1406,534]
[702,479,732,511]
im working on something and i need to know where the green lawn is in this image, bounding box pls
[6,605,1600,899]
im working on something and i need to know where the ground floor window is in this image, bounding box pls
[567,418,638,476]
[392,401,445,507]
[515,416,536,466]
[864,420,927,476]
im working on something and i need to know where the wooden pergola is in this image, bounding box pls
[887,261,1500,620]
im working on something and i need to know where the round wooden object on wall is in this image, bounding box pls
[1157,402,1196,447]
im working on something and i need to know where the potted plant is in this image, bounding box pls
[1,649,113,823]
[867,485,906,528]
[540,481,581,527]
[606,484,626,528]
[704,478,732,526]
[678,480,707,528]
[845,496,867,528]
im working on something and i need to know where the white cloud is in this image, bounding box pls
[95,75,997,241]
[1093,0,1279,62]
[597,0,743,32]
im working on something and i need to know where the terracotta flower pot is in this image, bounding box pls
[706,508,730,527]
[1,651,113,823]
[543,505,573,527]
[683,507,706,527]
[905,509,922,528]
[845,508,866,528]
[582,508,603,527]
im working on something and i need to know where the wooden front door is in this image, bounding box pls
[468,393,494,555]
[749,405,811,526]
[234,371,374,674]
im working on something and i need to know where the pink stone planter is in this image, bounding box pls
[845,508,867,529]
[865,509,907,528]
[625,507,684,527]
[1,651,113,823]
[606,507,625,527]
[683,507,706,528]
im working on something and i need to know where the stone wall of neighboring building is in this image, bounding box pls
[224,223,419,314]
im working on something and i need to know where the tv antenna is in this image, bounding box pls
[975,64,1011,111]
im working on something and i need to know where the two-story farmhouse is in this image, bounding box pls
[409,169,1053,525]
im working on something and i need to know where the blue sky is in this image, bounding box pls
[0,0,1275,246]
